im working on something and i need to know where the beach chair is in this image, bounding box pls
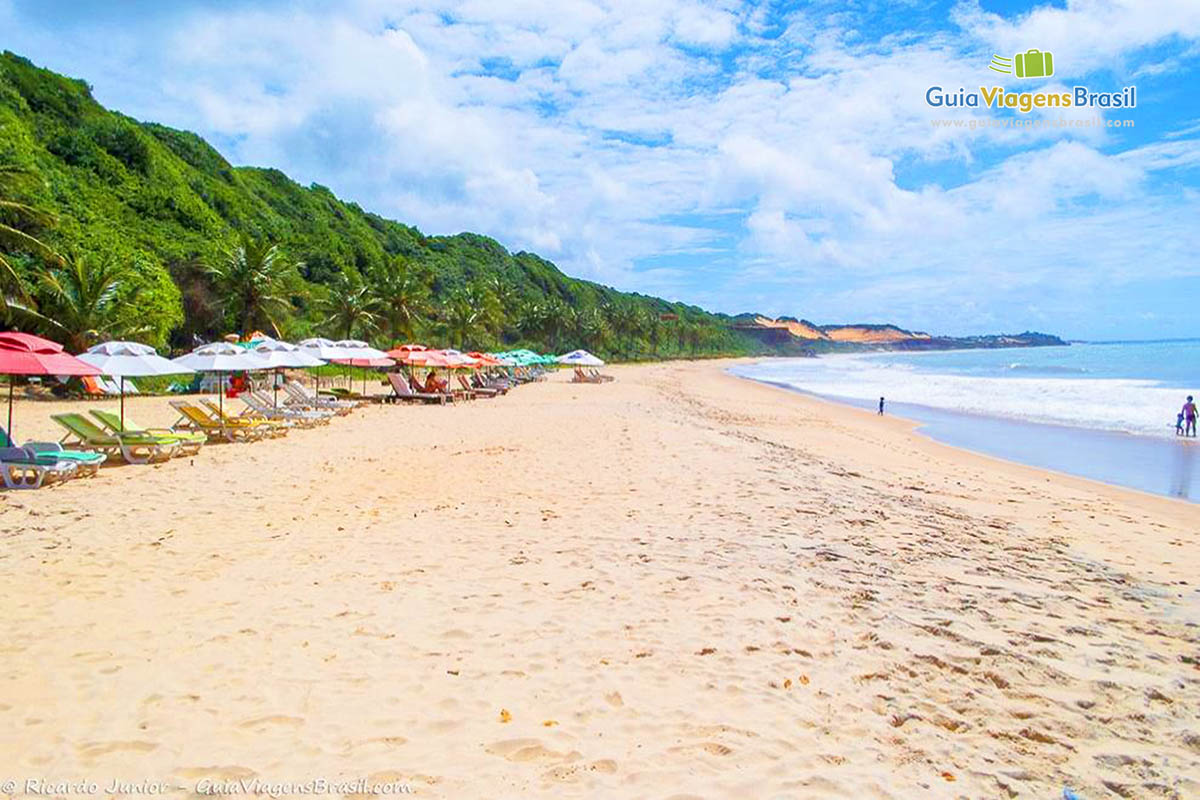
[588,368,615,382]
[51,413,180,464]
[238,394,329,427]
[23,442,105,476]
[80,376,107,397]
[410,373,460,402]
[282,381,356,414]
[198,399,290,437]
[0,445,79,489]
[89,409,206,456]
[96,376,123,395]
[571,367,602,384]
[2,424,105,476]
[386,373,447,404]
[475,373,511,393]
[457,374,497,398]
[169,400,268,443]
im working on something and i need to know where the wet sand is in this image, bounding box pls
[1,360,1197,799]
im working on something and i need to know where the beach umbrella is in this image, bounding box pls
[77,340,195,427]
[330,340,393,396]
[250,337,324,406]
[0,331,101,443]
[297,338,354,397]
[172,341,269,417]
[558,349,605,367]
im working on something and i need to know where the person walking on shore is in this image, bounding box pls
[878,396,885,416]
[1184,396,1198,437]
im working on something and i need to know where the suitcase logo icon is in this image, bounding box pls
[989,49,1054,79]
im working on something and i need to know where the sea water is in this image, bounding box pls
[731,340,1200,502]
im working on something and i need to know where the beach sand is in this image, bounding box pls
[1,360,1197,799]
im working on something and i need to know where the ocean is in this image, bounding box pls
[731,340,1200,502]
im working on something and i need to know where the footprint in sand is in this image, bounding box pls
[77,741,158,758]
[543,759,618,782]
[486,738,579,763]
[237,715,304,729]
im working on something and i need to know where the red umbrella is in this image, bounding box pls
[332,357,396,396]
[0,332,101,443]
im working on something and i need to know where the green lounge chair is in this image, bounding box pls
[52,413,180,464]
[89,410,206,456]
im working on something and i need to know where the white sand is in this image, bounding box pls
[1,360,1197,799]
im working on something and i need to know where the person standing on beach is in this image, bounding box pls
[878,396,885,416]
[1184,396,1198,437]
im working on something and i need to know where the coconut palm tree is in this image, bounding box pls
[16,253,150,352]
[206,235,300,336]
[440,286,488,350]
[368,256,432,345]
[320,275,379,341]
[0,164,62,310]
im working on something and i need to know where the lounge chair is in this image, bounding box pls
[2,425,105,475]
[79,376,106,397]
[23,442,105,476]
[571,367,601,384]
[198,399,290,437]
[52,412,180,464]
[0,446,78,489]
[588,368,615,382]
[89,409,206,456]
[239,394,330,427]
[169,400,268,443]
[457,374,497,398]
[283,381,356,414]
[386,373,447,404]
[472,373,510,394]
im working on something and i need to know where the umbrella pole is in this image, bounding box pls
[7,380,13,444]
[120,376,125,428]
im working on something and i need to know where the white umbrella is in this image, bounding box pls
[172,341,269,416]
[78,341,195,426]
[332,339,390,361]
[251,338,325,406]
[297,337,353,360]
[557,349,605,367]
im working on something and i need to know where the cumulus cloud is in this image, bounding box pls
[2,0,1199,336]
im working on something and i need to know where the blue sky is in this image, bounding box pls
[2,0,1198,338]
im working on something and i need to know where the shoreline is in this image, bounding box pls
[2,360,1198,798]
[733,370,1200,504]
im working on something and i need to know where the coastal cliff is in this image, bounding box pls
[730,316,1066,352]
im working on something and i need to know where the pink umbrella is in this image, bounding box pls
[0,332,101,442]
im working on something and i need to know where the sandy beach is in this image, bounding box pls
[1,359,1198,799]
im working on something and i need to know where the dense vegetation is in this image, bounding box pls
[0,51,766,359]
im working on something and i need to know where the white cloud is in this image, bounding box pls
[3,0,1199,335]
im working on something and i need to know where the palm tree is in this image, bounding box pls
[17,253,149,351]
[485,274,519,336]
[368,256,431,345]
[206,235,300,336]
[440,286,488,349]
[0,165,62,309]
[320,275,379,340]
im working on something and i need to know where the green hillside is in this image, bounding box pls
[0,51,763,358]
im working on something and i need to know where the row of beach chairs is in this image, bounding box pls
[1,370,541,490]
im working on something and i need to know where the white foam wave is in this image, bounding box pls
[735,355,1186,438]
